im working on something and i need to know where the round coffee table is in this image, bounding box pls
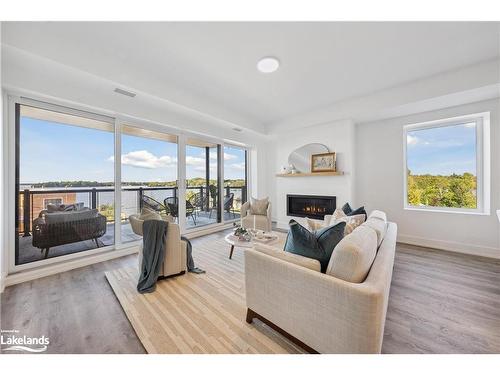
[224,232,281,259]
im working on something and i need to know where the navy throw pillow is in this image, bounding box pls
[348,206,367,219]
[284,219,346,272]
[342,202,352,214]
[342,202,367,219]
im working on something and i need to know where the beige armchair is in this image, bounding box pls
[129,215,187,278]
[240,201,272,232]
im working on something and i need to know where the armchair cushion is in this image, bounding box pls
[284,219,345,272]
[139,207,162,221]
[44,208,98,224]
[249,197,269,216]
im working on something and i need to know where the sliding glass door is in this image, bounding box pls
[184,138,221,229]
[11,96,251,272]
[15,103,115,265]
[120,125,178,243]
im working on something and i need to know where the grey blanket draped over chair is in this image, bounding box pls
[137,220,168,293]
[137,220,205,294]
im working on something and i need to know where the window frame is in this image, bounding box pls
[403,112,490,215]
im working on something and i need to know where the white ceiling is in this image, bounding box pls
[2,22,499,133]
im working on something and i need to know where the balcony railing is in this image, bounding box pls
[18,185,247,236]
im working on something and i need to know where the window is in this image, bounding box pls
[223,144,248,222]
[404,113,489,214]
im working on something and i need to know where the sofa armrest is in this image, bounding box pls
[244,249,385,353]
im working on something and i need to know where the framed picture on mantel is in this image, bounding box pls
[311,152,336,173]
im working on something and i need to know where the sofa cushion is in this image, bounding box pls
[253,244,321,272]
[326,225,378,283]
[284,219,345,272]
[362,218,387,247]
[45,209,98,224]
[249,197,269,215]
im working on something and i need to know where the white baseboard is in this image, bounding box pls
[4,246,139,288]
[397,234,500,260]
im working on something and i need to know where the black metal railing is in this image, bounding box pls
[18,185,246,236]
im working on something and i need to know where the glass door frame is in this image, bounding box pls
[7,95,117,273]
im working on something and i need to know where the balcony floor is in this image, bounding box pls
[17,211,240,265]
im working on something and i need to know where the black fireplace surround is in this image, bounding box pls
[286,194,336,220]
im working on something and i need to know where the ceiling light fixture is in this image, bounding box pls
[257,56,280,73]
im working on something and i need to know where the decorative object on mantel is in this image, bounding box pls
[287,143,329,173]
[311,152,336,173]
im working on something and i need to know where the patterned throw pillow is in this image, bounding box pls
[332,208,347,220]
[249,197,269,215]
[306,218,326,231]
[334,214,366,235]
[329,208,365,235]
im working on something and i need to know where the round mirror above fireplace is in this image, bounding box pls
[288,143,329,173]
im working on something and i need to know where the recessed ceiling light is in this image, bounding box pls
[257,57,280,73]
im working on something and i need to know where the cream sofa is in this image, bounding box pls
[240,201,272,232]
[129,215,187,278]
[244,210,396,353]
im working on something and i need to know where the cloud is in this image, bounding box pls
[407,134,419,146]
[186,156,206,167]
[109,150,177,169]
[226,162,246,171]
[209,151,238,161]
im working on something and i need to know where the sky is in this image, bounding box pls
[406,122,476,176]
[20,117,246,184]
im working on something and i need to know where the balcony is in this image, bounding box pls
[17,185,245,265]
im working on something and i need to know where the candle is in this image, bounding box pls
[253,214,256,230]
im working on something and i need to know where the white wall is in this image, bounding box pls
[356,99,500,258]
[267,119,356,229]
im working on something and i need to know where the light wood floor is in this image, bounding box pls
[1,230,500,354]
